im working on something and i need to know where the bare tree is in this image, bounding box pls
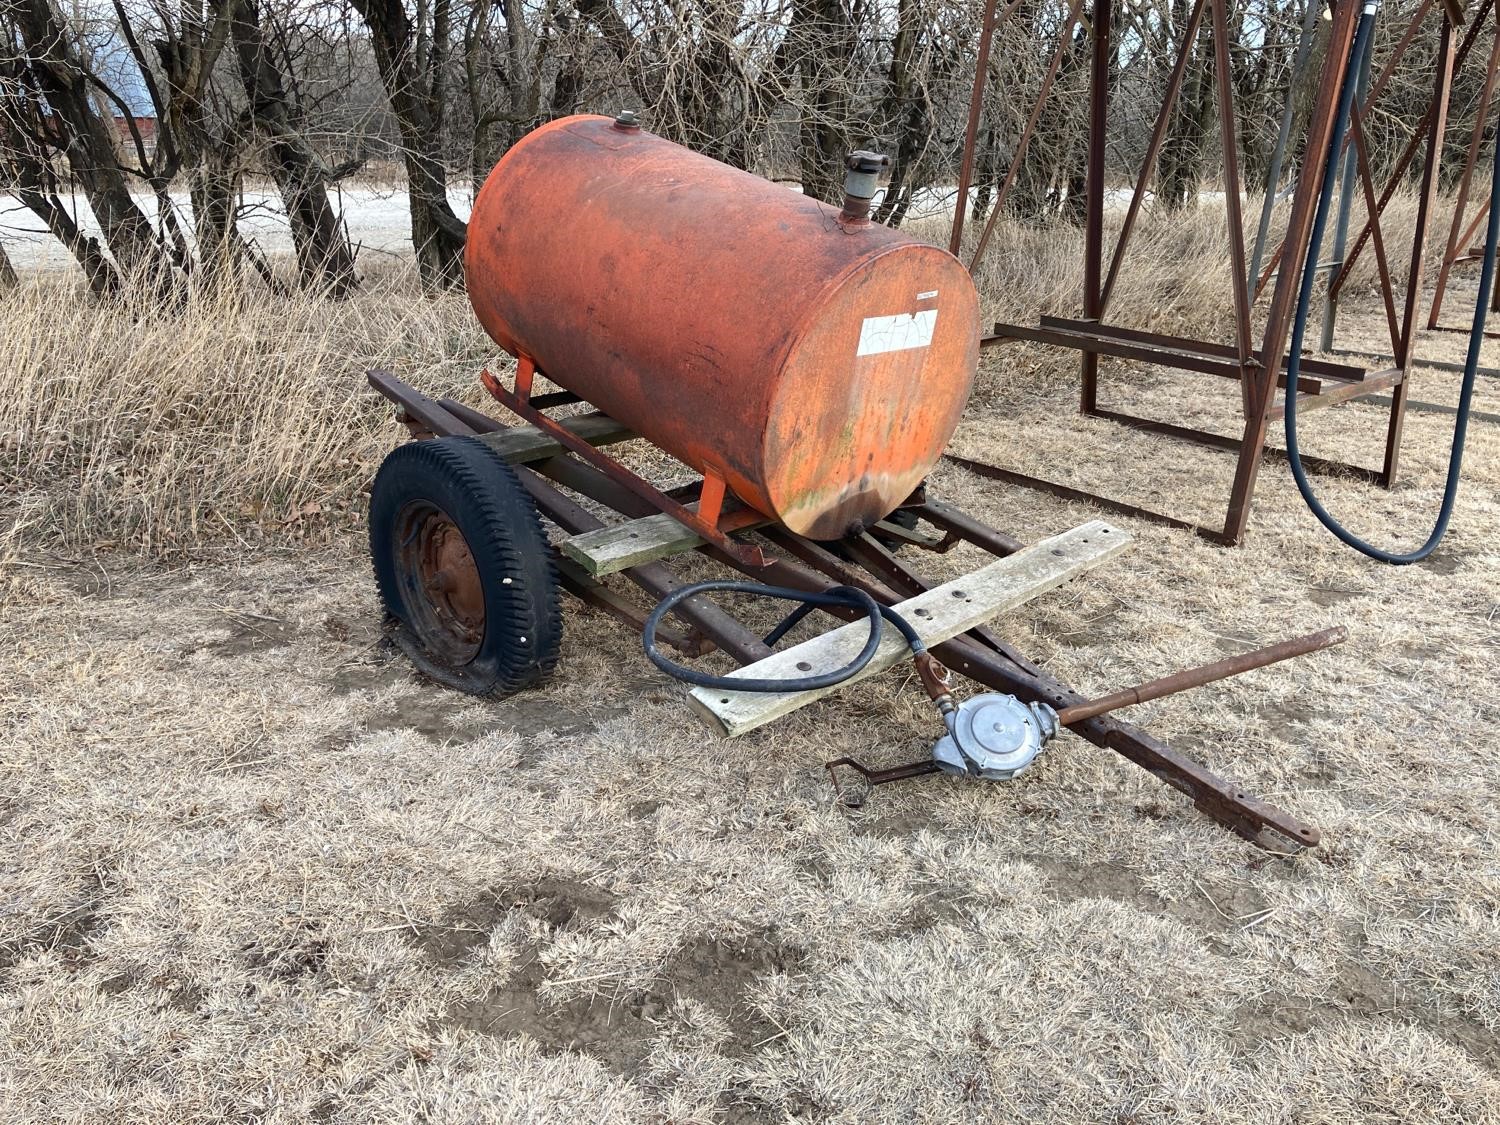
[114,0,242,284]
[2,0,180,291]
[1158,0,1215,209]
[2,0,1484,302]
[348,0,467,288]
[790,0,860,204]
[0,51,124,294]
[232,0,359,295]
[0,238,17,290]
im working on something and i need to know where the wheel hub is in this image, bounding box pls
[396,502,485,662]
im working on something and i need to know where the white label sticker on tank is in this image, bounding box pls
[857,309,938,356]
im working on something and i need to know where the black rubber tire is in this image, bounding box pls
[370,436,561,695]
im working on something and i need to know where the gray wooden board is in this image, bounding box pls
[686,520,1130,738]
[560,510,770,575]
[476,412,634,464]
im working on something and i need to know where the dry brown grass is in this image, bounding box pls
[0,264,495,555]
[3,200,1500,1123]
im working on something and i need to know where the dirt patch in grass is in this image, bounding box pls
[440,932,788,1077]
[1234,960,1500,1063]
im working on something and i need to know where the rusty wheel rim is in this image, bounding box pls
[394,501,485,665]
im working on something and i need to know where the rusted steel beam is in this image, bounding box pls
[1054,627,1347,725]
[1427,323,1500,340]
[1088,409,1387,484]
[942,453,1232,544]
[1269,368,1406,421]
[554,557,708,656]
[1262,0,1453,307]
[1327,0,1491,303]
[1081,0,1111,415]
[1341,106,1403,353]
[1429,4,1499,329]
[950,0,1007,255]
[1223,0,1364,546]
[1039,315,1371,382]
[1210,0,1254,388]
[369,369,471,436]
[483,369,769,570]
[909,498,1023,557]
[990,320,1326,392]
[522,477,771,666]
[1381,14,1457,486]
[1396,18,1456,369]
[436,397,505,433]
[517,460,773,666]
[1428,19,1499,326]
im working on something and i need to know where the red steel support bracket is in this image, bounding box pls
[480,367,770,570]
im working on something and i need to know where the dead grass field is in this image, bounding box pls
[3,203,1500,1123]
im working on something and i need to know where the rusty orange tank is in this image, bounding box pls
[465,114,980,541]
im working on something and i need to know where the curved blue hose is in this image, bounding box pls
[1282,0,1496,564]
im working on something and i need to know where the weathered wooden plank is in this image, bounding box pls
[561,512,711,575]
[560,507,770,575]
[475,412,634,464]
[687,520,1130,738]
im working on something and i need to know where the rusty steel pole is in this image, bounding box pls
[1430,15,1500,331]
[950,0,1003,256]
[1080,0,1112,415]
[1055,627,1348,726]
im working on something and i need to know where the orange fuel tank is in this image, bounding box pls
[465,114,980,540]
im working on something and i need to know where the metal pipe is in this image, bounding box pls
[1081,0,1112,415]
[1320,19,1375,353]
[951,0,1004,255]
[910,498,1023,556]
[1247,0,1323,292]
[1054,626,1347,725]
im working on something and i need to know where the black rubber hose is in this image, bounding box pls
[643,581,926,692]
[1282,0,1496,564]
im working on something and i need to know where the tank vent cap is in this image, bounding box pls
[613,110,642,132]
[840,150,891,227]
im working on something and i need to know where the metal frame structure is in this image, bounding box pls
[1428,0,1500,336]
[951,0,1485,545]
[371,367,1328,851]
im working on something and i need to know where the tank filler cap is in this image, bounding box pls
[844,151,891,198]
[613,110,642,132]
[839,150,891,226]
